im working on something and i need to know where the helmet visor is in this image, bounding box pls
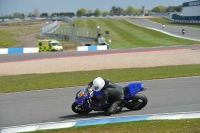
[93,85,99,91]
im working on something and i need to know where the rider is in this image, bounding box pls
[87,77,124,115]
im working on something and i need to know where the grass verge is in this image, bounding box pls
[28,118,200,133]
[0,64,200,94]
[73,18,200,49]
[0,20,45,47]
[1,19,200,48]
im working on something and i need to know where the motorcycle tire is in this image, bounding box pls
[125,93,148,110]
[71,102,92,114]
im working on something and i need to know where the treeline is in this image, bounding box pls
[44,12,75,17]
[0,5,182,18]
[1,12,76,19]
[75,5,182,16]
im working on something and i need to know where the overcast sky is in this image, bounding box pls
[0,0,189,16]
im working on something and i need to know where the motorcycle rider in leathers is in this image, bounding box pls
[87,77,124,115]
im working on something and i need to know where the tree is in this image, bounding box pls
[102,11,110,16]
[151,6,166,13]
[33,8,40,17]
[86,10,94,16]
[4,15,13,18]
[50,12,75,17]
[115,7,124,15]
[166,5,182,12]
[138,9,143,14]
[94,8,102,16]
[126,6,139,14]
[69,12,75,16]
[28,12,34,17]
[123,10,127,14]
[87,10,93,14]
[110,6,123,15]
[76,8,86,16]
[13,12,24,18]
[166,6,175,12]
[175,5,182,12]
[40,13,49,18]
[110,6,117,15]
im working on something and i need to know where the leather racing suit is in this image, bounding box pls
[88,79,124,114]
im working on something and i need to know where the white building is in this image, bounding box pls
[182,0,200,16]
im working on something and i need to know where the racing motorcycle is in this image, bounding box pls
[71,82,148,114]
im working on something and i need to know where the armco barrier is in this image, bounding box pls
[77,45,108,51]
[0,48,39,54]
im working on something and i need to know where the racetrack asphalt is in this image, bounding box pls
[1,18,200,63]
[127,18,200,41]
[0,76,200,128]
[0,45,200,63]
[0,18,200,129]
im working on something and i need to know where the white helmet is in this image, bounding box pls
[93,77,105,91]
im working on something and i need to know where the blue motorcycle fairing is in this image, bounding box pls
[75,88,89,104]
[75,89,104,107]
[124,82,145,98]
[75,96,88,104]
[74,82,146,108]
[75,90,81,99]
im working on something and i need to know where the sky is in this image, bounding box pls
[0,0,189,16]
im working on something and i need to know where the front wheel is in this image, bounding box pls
[71,102,92,114]
[125,93,148,110]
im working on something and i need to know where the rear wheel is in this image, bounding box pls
[71,102,92,114]
[125,93,148,110]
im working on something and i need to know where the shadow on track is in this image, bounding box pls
[59,109,140,120]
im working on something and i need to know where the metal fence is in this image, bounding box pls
[43,34,97,43]
[39,21,59,36]
[42,27,98,43]
[173,19,200,24]
[39,17,98,43]
[164,16,200,24]
[63,17,74,26]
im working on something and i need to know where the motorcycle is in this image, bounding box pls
[71,82,148,114]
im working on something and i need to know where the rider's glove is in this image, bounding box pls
[88,81,93,87]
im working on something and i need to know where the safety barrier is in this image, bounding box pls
[0,48,39,54]
[77,45,108,51]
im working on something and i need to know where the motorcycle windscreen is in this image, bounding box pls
[75,89,88,104]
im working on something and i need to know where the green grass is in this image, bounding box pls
[0,21,44,47]
[28,118,200,133]
[73,18,200,49]
[147,17,200,29]
[1,19,200,48]
[0,64,200,94]
[1,19,200,133]
[0,21,42,26]
[0,30,19,47]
